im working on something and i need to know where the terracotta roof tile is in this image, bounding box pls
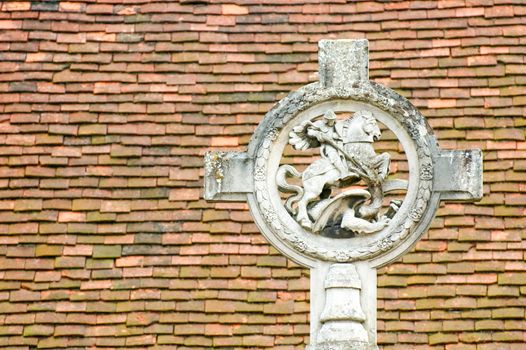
[0,0,524,347]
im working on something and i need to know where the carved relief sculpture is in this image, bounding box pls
[277,109,396,236]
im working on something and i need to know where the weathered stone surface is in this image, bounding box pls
[434,149,483,201]
[319,39,369,88]
[204,151,253,201]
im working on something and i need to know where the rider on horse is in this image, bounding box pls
[305,110,349,181]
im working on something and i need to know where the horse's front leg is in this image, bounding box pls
[375,152,391,180]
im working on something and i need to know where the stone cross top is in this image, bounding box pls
[204,39,482,350]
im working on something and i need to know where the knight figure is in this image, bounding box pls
[303,110,348,179]
[277,109,398,236]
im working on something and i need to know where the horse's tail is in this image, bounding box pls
[276,164,303,215]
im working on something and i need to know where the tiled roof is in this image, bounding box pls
[0,0,525,348]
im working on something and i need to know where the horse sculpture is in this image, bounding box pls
[277,110,391,232]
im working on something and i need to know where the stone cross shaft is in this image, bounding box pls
[204,39,482,350]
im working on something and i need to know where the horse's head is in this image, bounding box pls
[342,110,381,143]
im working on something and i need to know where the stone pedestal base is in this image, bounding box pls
[308,263,378,350]
[307,341,378,350]
[318,321,368,344]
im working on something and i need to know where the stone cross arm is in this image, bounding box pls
[204,148,482,203]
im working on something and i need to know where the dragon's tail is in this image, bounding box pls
[276,164,303,215]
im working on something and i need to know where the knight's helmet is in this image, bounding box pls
[323,110,337,123]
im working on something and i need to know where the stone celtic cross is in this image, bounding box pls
[204,39,482,350]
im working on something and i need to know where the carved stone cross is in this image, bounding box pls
[204,39,482,350]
